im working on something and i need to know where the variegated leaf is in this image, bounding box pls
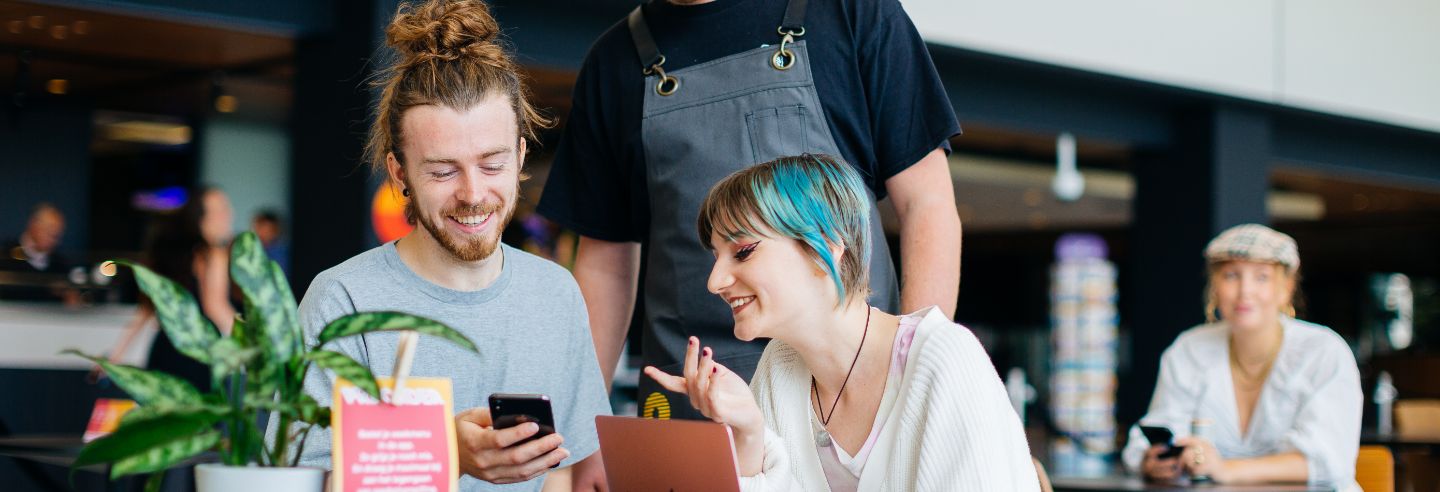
[316,312,477,353]
[110,429,219,478]
[116,402,228,430]
[207,338,259,373]
[75,412,219,469]
[64,351,202,406]
[236,306,282,403]
[229,232,300,363]
[115,260,218,363]
[305,350,380,400]
[295,394,330,426]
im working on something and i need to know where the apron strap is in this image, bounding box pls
[779,0,809,34]
[627,6,663,73]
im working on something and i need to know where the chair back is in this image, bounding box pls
[1356,445,1394,492]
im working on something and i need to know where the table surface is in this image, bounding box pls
[1051,475,1331,492]
[0,301,151,369]
[1361,432,1440,446]
[0,434,99,471]
[0,435,85,453]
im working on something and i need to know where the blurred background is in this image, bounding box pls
[1,0,1438,490]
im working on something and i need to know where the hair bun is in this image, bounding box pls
[386,0,501,62]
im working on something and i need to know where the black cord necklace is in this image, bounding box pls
[811,305,871,447]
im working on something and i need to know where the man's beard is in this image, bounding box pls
[412,198,514,263]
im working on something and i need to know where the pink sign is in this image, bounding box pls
[332,377,458,492]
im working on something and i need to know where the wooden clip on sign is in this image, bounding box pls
[332,331,458,492]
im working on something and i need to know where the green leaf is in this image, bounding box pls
[110,429,219,478]
[230,313,251,347]
[295,394,330,426]
[244,357,281,404]
[305,351,380,400]
[235,307,282,405]
[113,260,219,363]
[221,415,265,467]
[117,403,229,432]
[316,312,477,353]
[64,351,202,406]
[143,472,164,492]
[229,232,301,363]
[207,338,259,376]
[75,412,220,469]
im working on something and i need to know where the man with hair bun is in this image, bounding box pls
[273,1,611,489]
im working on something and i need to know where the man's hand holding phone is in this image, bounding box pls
[454,407,570,484]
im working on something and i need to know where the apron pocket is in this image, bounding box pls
[746,104,811,164]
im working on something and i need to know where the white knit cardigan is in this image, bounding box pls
[738,307,1040,491]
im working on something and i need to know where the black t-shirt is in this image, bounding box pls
[539,0,960,242]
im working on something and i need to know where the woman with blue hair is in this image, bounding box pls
[646,154,1038,491]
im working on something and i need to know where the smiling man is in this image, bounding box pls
[273,1,611,490]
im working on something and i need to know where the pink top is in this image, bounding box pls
[816,312,921,491]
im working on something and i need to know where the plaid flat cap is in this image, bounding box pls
[1204,224,1299,272]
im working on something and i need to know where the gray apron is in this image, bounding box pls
[629,0,898,421]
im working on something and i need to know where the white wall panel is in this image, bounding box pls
[905,0,1440,132]
[1280,0,1440,131]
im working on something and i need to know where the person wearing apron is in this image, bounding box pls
[539,0,962,421]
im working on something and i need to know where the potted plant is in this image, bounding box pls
[67,231,477,492]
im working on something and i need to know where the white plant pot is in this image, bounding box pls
[195,464,325,492]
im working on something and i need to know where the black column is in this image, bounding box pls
[1119,104,1271,426]
[289,0,380,295]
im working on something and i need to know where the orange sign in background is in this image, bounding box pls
[83,398,137,442]
[372,182,414,243]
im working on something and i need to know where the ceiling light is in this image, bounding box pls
[100,121,193,145]
[1052,132,1084,202]
[46,79,67,94]
[214,95,238,113]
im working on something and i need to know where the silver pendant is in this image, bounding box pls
[814,428,832,447]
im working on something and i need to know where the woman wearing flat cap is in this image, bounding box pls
[1122,224,1362,491]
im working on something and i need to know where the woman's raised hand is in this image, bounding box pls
[644,336,766,476]
[644,337,763,432]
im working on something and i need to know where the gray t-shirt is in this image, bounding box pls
[273,241,611,491]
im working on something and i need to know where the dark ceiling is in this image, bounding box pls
[1,0,293,120]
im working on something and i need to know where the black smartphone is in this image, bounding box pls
[488,393,557,447]
[1139,425,1185,459]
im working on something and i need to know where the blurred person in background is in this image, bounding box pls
[251,209,290,274]
[1123,224,1361,491]
[2,202,69,274]
[1,202,80,303]
[1,202,82,304]
[99,187,236,391]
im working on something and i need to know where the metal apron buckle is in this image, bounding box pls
[771,26,805,71]
[645,55,680,96]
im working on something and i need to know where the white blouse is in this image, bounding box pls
[1122,317,1362,492]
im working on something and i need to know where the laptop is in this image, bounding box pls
[595,416,743,492]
